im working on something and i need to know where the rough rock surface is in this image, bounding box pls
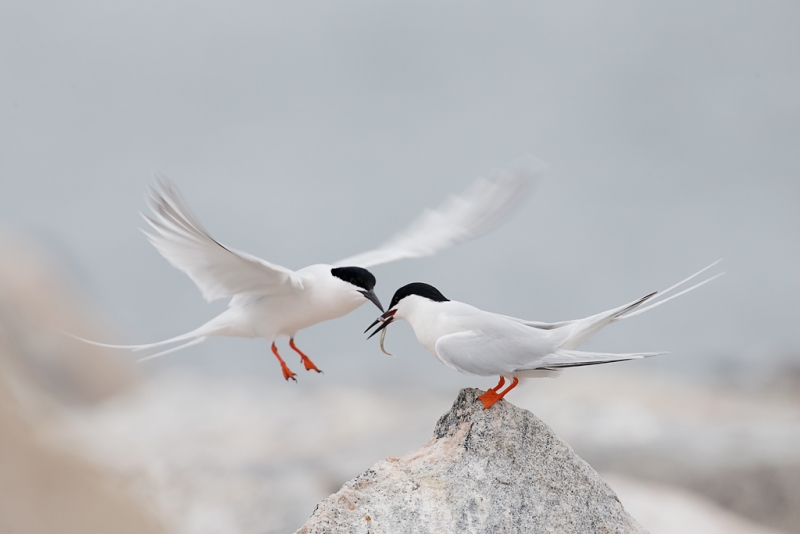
[296,388,647,534]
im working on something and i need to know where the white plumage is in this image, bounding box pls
[75,158,540,380]
[367,261,723,408]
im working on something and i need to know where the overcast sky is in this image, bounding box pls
[2,1,798,389]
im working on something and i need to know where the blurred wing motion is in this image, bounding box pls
[142,173,304,304]
[70,174,308,360]
[333,156,543,269]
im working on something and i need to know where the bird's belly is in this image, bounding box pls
[245,293,363,339]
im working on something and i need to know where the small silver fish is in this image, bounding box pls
[379,327,393,356]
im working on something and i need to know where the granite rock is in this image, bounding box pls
[296,388,647,534]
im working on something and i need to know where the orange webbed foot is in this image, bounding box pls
[301,357,322,373]
[280,362,298,382]
[477,376,519,409]
[477,389,502,409]
[290,338,323,374]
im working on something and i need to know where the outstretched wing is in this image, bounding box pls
[333,156,543,269]
[142,173,304,302]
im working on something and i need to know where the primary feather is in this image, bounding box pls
[142,173,304,303]
[334,156,541,269]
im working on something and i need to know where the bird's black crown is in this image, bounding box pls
[389,282,449,309]
[331,266,377,291]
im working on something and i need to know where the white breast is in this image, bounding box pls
[241,264,366,339]
[398,298,475,358]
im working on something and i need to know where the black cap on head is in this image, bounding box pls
[331,266,377,291]
[389,282,449,309]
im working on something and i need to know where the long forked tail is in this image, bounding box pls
[616,259,724,320]
[68,327,210,363]
[532,349,668,371]
[558,259,724,350]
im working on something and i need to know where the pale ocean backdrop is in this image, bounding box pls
[1,2,799,533]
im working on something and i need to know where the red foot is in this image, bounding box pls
[289,339,322,373]
[477,376,507,408]
[272,343,297,382]
[477,377,519,409]
[279,362,297,381]
[478,389,502,409]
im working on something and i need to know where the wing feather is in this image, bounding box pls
[435,331,662,376]
[529,349,666,370]
[433,320,559,377]
[143,173,303,302]
[334,156,543,268]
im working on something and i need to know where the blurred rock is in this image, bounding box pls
[0,370,163,534]
[686,465,800,534]
[55,368,797,534]
[0,229,135,410]
[56,372,451,534]
[39,325,796,534]
[0,230,161,533]
[296,388,646,534]
[604,473,786,534]
[512,368,800,533]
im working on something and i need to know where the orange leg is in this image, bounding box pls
[478,377,519,409]
[490,376,506,391]
[289,338,322,373]
[272,343,297,382]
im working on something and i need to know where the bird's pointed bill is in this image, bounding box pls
[364,317,381,333]
[360,289,385,312]
[364,309,394,333]
[366,309,396,339]
[366,309,396,356]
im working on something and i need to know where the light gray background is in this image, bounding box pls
[2,1,798,391]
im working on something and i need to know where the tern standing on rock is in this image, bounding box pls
[367,261,723,408]
[76,158,540,380]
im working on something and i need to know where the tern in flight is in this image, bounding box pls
[366,261,723,408]
[77,159,540,380]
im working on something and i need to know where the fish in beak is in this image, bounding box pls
[365,309,397,356]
